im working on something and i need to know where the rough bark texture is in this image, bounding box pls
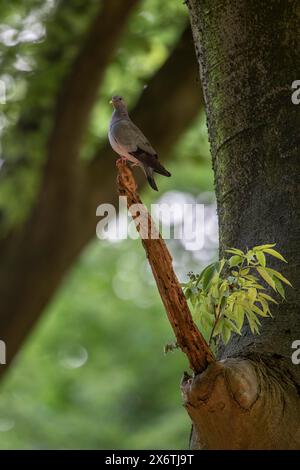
[117,162,214,373]
[0,18,203,378]
[184,0,300,449]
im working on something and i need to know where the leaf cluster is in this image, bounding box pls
[183,244,291,346]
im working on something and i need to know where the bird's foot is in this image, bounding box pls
[116,156,128,167]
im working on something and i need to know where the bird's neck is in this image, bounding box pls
[112,108,129,121]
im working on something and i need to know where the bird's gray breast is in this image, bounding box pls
[108,127,121,155]
[108,123,139,163]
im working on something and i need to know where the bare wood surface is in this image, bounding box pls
[117,161,214,373]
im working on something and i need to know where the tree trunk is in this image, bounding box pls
[182,0,300,449]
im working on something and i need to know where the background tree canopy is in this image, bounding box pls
[0,0,216,449]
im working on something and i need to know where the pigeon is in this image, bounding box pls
[108,95,171,191]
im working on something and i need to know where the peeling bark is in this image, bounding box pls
[117,162,213,373]
[186,0,300,448]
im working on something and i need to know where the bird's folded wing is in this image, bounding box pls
[111,119,157,157]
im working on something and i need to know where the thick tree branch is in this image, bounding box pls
[116,162,214,373]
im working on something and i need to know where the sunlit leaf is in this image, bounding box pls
[245,250,255,263]
[264,248,287,263]
[225,248,244,256]
[243,274,259,282]
[256,267,276,290]
[224,318,241,335]
[211,283,219,298]
[240,268,250,276]
[188,243,289,348]
[234,304,245,330]
[273,277,285,299]
[247,287,257,305]
[229,255,243,267]
[266,268,292,287]
[202,262,219,291]
[257,298,271,316]
[221,322,232,344]
[251,304,267,317]
[200,313,214,330]
[255,251,266,267]
[212,317,224,337]
[246,311,261,334]
[253,243,276,251]
[218,258,226,274]
[259,293,278,304]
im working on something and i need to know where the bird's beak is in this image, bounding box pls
[109,100,113,105]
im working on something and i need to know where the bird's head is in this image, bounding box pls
[110,95,126,110]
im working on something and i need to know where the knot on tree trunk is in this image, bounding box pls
[181,357,300,449]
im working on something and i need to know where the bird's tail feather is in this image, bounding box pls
[143,165,158,191]
[153,161,171,177]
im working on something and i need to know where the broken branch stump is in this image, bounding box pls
[116,161,214,374]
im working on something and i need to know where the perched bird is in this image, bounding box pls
[108,95,171,191]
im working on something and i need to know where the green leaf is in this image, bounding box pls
[224,318,242,335]
[184,287,192,299]
[256,267,276,290]
[199,312,215,330]
[264,248,287,263]
[258,293,278,304]
[245,250,254,263]
[240,268,250,276]
[210,283,219,298]
[226,248,244,256]
[251,304,267,317]
[247,287,257,305]
[197,263,211,280]
[246,311,261,334]
[234,305,245,331]
[218,258,226,274]
[266,268,292,287]
[205,297,215,315]
[255,251,266,267]
[273,277,285,299]
[202,262,219,291]
[253,243,276,251]
[212,317,224,337]
[219,280,229,297]
[221,322,232,344]
[257,298,271,316]
[229,255,243,267]
[243,274,259,282]
[246,284,265,290]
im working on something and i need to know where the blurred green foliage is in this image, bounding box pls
[0,0,187,232]
[0,238,189,449]
[0,0,215,449]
